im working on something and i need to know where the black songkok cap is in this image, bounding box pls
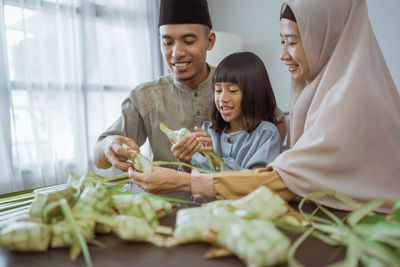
[280,4,297,23]
[158,0,212,28]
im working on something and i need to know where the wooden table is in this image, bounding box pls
[0,192,347,267]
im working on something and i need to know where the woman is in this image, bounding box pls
[130,0,400,212]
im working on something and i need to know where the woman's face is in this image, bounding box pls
[280,18,310,82]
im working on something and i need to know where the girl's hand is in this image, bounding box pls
[171,135,202,163]
[194,127,214,152]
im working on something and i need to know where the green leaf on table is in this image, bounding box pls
[358,214,385,224]
[393,198,400,222]
[347,199,386,226]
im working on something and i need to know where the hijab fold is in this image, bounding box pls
[270,0,400,212]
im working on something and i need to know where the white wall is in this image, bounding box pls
[208,0,400,112]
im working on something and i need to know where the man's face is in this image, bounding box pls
[159,24,215,89]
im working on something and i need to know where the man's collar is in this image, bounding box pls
[173,64,215,93]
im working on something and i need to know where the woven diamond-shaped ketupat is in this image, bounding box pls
[50,219,96,249]
[0,172,193,267]
[112,193,173,234]
[165,186,295,266]
[29,185,76,223]
[214,211,291,267]
[0,221,51,252]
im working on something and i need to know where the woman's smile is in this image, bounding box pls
[286,63,299,72]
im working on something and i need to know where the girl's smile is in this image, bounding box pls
[220,105,234,115]
[214,82,243,132]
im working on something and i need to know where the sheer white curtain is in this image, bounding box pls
[0,0,162,193]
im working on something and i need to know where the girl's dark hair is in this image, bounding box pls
[211,51,277,133]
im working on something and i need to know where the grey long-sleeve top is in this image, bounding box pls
[191,121,282,171]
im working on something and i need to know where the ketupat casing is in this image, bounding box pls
[95,207,116,234]
[159,122,192,144]
[0,221,51,251]
[207,208,290,266]
[165,207,213,246]
[72,182,111,216]
[167,187,295,246]
[121,144,153,173]
[159,122,224,171]
[110,215,164,247]
[112,194,172,221]
[0,174,176,266]
[146,196,174,217]
[113,194,158,225]
[217,217,290,266]
[51,219,96,248]
[228,186,306,225]
[230,186,288,220]
[166,200,233,246]
[131,151,153,173]
[112,194,173,234]
[169,188,292,266]
[29,185,77,223]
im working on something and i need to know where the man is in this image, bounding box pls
[94,0,286,172]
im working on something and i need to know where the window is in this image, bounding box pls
[0,0,160,192]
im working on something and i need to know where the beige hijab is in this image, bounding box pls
[270,0,400,212]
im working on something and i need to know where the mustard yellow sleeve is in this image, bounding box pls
[213,168,295,201]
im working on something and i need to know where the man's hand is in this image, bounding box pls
[171,135,202,163]
[94,135,140,171]
[129,166,191,193]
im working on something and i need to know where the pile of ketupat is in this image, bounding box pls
[0,173,179,267]
[1,173,399,267]
[0,172,306,267]
[165,186,306,267]
[1,123,399,266]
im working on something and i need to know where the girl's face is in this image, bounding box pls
[280,18,310,82]
[214,82,243,131]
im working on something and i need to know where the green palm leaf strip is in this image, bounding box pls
[123,144,219,174]
[159,122,224,172]
[286,190,400,267]
[46,199,93,267]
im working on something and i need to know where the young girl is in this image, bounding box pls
[172,52,282,171]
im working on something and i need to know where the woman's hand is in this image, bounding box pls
[129,166,191,193]
[194,127,214,152]
[171,134,202,163]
